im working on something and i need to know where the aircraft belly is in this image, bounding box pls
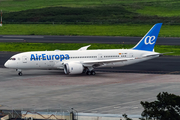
[124,56,158,66]
[97,56,158,68]
[17,61,55,69]
[98,62,125,68]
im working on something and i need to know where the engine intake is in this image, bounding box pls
[64,62,84,75]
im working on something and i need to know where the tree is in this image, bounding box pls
[140,92,180,120]
[122,114,132,120]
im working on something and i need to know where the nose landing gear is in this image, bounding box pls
[18,72,22,76]
[16,69,22,76]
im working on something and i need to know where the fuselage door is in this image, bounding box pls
[22,56,28,63]
[98,54,103,60]
[129,53,133,58]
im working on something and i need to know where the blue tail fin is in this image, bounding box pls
[133,23,162,51]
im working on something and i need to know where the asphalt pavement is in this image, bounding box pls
[1,52,180,74]
[1,36,180,115]
[0,68,180,115]
[1,35,180,74]
[0,35,180,45]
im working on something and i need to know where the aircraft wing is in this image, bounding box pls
[82,58,135,67]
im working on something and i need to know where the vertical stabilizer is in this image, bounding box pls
[133,23,162,51]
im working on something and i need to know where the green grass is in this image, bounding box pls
[3,5,134,24]
[1,24,180,37]
[127,0,180,17]
[2,0,180,24]
[0,24,149,36]
[0,0,179,56]
[137,6,180,17]
[1,0,180,17]
[0,0,170,12]
[0,42,178,56]
[0,43,134,52]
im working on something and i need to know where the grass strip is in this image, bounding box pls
[0,0,173,12]
[1,0,180,18]
[1,24,180,37]
[0,0,137,12]
[0,42,178,56]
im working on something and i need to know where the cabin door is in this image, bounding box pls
[98,54,103,60]
[129,53,134,58]
[22,56,28,63]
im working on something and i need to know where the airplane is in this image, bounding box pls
[4,23,162,76]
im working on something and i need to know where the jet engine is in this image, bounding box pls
[64,62,84,74]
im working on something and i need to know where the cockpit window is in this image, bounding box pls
[9,58,16,60]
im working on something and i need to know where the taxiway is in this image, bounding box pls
[1,36,180,115]
[0,68,180,115]
[0,35,180,45]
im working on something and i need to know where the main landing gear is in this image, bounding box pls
[84,67,96,75]
[86,70,96,75]
[16,69,22,76]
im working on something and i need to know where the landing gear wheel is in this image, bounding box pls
[86,71,91,75]
[91,71,96,75]
[18,72,22,76]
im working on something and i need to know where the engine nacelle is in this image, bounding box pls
[64,62,84,75]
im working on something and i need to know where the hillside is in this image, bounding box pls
[1,0,180,24]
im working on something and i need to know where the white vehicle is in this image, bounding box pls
[4,23,162,76]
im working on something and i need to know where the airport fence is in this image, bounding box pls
[0,106,78,120]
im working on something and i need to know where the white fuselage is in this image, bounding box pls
[5,49,159,70]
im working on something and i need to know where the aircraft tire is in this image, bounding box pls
[91,71,96,75]
[18,72,22,76]
[86,71,91,75]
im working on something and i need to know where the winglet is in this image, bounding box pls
[78,45,91,51]
[133,23,162,51]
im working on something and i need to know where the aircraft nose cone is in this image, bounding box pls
[4,61,9,68]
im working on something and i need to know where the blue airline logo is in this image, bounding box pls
[144,36,156,45]
[30,54,69,61]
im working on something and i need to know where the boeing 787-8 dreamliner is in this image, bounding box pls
[4,23,162,76]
